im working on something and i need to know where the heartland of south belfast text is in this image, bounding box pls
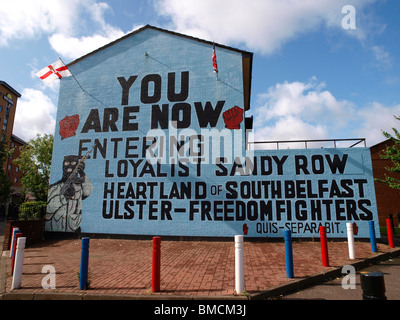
[154,304,247,318]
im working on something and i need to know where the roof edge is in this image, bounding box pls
[0,81,21,98]
[67,24,253,67]
[11,134,27,145]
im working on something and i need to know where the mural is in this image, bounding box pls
[46,154,93,232]
[46,26,380,238]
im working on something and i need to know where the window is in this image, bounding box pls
[3,101,11,131]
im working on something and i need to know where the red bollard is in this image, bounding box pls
[320,226,329,267]
[10,227,19,251]
[386,219,395,248]
[11,233,22,275]
[152,237,161,292]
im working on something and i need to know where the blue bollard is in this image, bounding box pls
[79,237,90,290]
[284,230,294,279]
[369,221,378,253]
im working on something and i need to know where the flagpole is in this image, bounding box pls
[59,58,84,91]
[59,57,107,107]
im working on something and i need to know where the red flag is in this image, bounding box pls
[212,44,218,77]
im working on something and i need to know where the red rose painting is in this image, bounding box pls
[59,115,79,140]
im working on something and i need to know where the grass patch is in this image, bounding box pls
[380,226,400,236]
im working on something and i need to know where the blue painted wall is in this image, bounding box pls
[46,27,380,238]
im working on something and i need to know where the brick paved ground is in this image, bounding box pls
[1,237,394,297]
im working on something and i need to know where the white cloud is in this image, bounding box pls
[255,77,354,124]
[254,116,328,147]
[13,88,57,141]
[355,102,400,146]
[0,0,129,61]
[371,45,392,68]
[49,26,125,60]
[0,0,82,46]
[253,77,355,139]
[155,0,375,55]
[48,1,132,60]
[252,78,400,147]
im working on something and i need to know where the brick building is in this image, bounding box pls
[7,134,27,192]
[0,81,24,220]
[370,138,400,227]
[0,81,21,143]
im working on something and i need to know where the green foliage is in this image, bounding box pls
[19,201,47,220]
[378,116,400,190]
[0,138,13,203]
[14,133,54,201]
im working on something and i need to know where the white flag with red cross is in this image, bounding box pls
[35,59,72,84]
[212,44,218,77]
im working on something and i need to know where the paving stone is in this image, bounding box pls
[1,237,395,298]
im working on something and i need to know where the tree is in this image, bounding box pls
[378,115,400,190]
[0,139,13,204]
[14,133,54,201]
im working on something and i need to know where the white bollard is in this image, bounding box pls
[11,237,26,290]
[235,235,245,294]
[347,223,356,260]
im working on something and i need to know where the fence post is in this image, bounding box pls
[386,219,395,248]
[79,237,90,290]
[369,221,378,253]
[346,223,356,260]
[152,236,161,292]
[284,230,294,279]
[235,235,245,294]
[320,226,329,267]
[11,237,26,290]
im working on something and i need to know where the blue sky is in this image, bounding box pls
[1,0,399,147]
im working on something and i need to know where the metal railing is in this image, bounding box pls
[247,138,366,150]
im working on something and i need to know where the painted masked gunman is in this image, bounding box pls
[45,155,93,232]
